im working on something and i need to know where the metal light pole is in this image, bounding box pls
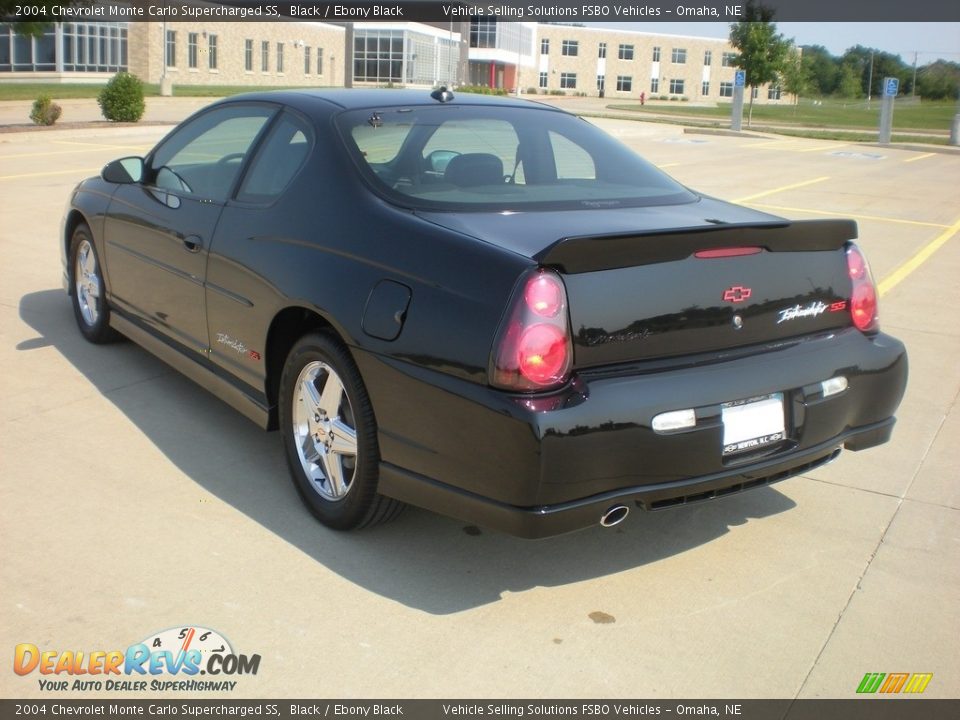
[866,52,874,108]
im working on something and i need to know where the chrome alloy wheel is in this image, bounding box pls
[292,361,359,501]
[75,238,101,327]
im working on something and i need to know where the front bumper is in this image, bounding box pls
[359,328,907,538]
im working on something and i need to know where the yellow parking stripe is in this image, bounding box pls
[1,147,146,160]
[878,216,960,296]
[0,167,99,181]
[733,176,830,204]
[749,203,951,229]
[656,162,682,169]
[903,153,935,163]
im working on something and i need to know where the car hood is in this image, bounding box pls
[414,196,784,261]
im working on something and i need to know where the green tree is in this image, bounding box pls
[781,49,811,111]
[841,46,909,98]
[836,64,863,99]
[915,60,960,100]
[799,45,840,96]
[728,1,794,127]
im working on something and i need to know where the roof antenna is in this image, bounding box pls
[431,86,455,103]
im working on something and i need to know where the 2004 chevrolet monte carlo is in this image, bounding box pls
[61,88,907,538]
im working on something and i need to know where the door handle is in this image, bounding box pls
[183,235,203,253]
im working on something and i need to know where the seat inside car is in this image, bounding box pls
[444,153,504,187]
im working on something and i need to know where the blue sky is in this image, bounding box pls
[595,22,960,63]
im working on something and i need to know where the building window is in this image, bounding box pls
[187,33,198,69]
[598,42,606,59]
[470,19,497,49]
[208,34,218,70]
[539,71,548,89]
[165,30,176,68]
[277,42,284,73]
[244,39,253,72]
[722,52,737,67]
[651,77,659,93]
[261,41,269,72]
[768,86,782,100]
[616,76,632,92]
[652,46,660,62]
[618,44,634,61]
[670,79,685,94]
[560,72,577,89]
[353,30,403,84]
[540,38,549,55]
[752,87,759,99]
[702,81,710,96]
[561,40,578,57]
[317,47,323,75]
[597,75,605,92]
[704,50,712,66]
[719,81,733,97]
[671,48,687,64]
[305,46,311,74]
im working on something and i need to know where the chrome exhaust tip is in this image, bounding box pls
[600,504,630,528]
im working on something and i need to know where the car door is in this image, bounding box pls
[103,103,276,356]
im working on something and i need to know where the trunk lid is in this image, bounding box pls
[417,199,856,368]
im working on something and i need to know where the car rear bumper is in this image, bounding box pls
[359,328,907,538]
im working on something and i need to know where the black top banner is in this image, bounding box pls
[4,0,960,23]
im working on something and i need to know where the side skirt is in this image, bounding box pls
[109,313,271,430]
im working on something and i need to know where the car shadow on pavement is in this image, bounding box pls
[19,288,797,615]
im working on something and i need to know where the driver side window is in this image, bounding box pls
[149,105,274,202]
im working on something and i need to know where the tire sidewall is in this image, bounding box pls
[279,332,380,530]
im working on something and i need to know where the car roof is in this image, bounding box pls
[213,88,564,115]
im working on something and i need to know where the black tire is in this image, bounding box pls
[279,331,404,530]
[69,223,119,344]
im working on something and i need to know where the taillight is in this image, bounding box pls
[491,269,573,391]
[846,243,879,333]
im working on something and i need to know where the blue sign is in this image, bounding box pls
[884,77,899,97]
[735,70,746,88]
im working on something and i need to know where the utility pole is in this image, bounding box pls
[866,51,874,108]
[912,51,918,97]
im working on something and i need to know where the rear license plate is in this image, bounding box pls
[722,394,785,455]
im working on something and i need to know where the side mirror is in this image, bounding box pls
[102,156,144,184]
[426,150,459,173]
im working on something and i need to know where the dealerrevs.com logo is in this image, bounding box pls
[13,626,260,692]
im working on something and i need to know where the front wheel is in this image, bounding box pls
[69,223,118,344]
[279,332,404,530]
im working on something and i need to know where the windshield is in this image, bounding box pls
[336,104,696,211]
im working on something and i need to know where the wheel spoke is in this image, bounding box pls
[300,432,320,464]
[318,372,344,418]
[87,275,100,299]
[320,449,347,497]
[300,375,322,417]
[329,418,357,457]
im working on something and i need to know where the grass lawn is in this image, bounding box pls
[606,97,956,133]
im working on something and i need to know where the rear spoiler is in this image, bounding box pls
[535,219,858,274]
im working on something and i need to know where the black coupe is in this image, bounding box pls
[62,89,907,538]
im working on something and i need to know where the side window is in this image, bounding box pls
[149,105,274,202]
[549,131,596,180]
[237,113,312,203]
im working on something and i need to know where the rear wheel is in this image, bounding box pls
[69,224,118,344]
[279,332,404,530]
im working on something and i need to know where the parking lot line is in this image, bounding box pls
[53,139,149,151]
[1,147,147,160]
[878,216,960,296]
[0,167,100,181]
[903,153,936,163]
[749,203,952,229]
[733,176,830,203]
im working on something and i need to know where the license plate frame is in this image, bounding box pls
[722,393,785,455]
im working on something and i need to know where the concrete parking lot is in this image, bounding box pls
[1,99,958,700]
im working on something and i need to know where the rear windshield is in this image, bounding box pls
[336,104,696,211]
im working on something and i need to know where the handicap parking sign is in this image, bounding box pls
[884,77,899,97]
[735,70,746,87]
